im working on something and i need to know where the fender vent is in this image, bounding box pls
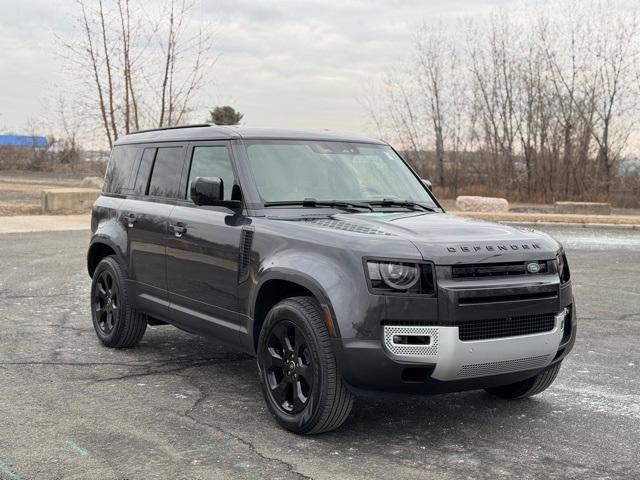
[238,228,254,283]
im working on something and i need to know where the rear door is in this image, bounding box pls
[166,141,246,346]
[122,144,187,319]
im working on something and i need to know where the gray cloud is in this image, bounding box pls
[1,0,514,142]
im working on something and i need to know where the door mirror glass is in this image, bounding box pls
[421,179,432,191]
[191,176,242,211]
[191,176,224,205]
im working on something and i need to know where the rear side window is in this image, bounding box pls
[104,146,139,194]
[187,146,235,201]
[133,148,156,195]
[148,147,184,198]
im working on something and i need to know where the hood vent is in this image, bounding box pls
[297,218,393,236]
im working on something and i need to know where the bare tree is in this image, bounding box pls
[158,0,213,127]
[415,23,447,186]
[61,0,214,147]
[365,0,640,206]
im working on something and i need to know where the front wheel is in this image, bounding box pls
[485,362,562,399]
[257,297,354,434]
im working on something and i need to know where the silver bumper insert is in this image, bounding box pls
[383,309,567,381]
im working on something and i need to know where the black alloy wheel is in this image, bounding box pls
[93,269,120,335]
[257,297,354,434]
[261,320,314,414]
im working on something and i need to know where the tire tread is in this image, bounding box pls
[486,361,562,399]
[259,296,354,434]
[92,256,147,348]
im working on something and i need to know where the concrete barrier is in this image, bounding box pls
[456,195,509,212]
[41,188,101,212]
[554,201,611,215]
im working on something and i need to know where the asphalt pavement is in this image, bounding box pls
[0,226,639,480]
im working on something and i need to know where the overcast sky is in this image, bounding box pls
[0,0,515,142]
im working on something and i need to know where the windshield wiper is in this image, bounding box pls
[264,199,374,212]
[368,199,437,212]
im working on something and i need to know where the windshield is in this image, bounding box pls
[244,140,435,206]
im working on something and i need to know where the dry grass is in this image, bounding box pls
[0,203,91,216]
[450,211,640,225]
[0,203,42,216]
[432,185,640,209]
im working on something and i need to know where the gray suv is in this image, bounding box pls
[88,125,576,434]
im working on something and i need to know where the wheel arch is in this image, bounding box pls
[250,269,339,352]
[87,237,123,277]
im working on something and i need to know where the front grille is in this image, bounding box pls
[457,291,557,305]
[452,261,548,279]
[456,313,556,341]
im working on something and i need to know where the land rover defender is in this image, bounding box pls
[88,125,576,434]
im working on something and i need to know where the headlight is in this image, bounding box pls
[366,260,435,294]
[557,252,571,284]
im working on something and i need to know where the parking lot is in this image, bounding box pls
[0,226,639,480]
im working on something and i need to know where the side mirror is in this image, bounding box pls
[191,176,242,211]
[421,179,432,191]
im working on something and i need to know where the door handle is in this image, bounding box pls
[126,213,137,228]
[169,223,187,238]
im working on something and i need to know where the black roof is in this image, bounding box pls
[114,125,386,146]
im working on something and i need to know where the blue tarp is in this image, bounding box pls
[0,135,48,148]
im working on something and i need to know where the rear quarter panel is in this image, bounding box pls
[89,195,128,269]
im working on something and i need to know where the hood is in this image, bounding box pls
[333,212,561,264]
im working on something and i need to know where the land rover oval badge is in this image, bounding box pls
[527,262,541,273]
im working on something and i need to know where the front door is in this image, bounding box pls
[166,142,245,346]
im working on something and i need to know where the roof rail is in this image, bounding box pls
[130,123,214,135]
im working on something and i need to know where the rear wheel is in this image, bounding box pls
[485,362,562,399]
[257,297,354,434]
[91,256,147,348]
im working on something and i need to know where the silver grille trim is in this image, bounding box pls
[383,326,439,357]
[457,355,551,378]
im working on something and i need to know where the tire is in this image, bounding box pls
[485,361,562,399]
[257,296,354,434]
[90,256,147,348]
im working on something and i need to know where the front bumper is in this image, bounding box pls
[334,306,576,395]
[383,309,566,381]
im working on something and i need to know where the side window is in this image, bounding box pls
[148,147,184,198]
[104,146,139,194]
[187,146,235,201]
[133,148,156,195]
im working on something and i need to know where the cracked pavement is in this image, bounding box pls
[0,227,639,480]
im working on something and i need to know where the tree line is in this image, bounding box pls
[365,1,640,206]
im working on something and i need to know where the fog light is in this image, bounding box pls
[392,334,431,346]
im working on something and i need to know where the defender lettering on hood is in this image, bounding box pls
[445,243,543,253]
